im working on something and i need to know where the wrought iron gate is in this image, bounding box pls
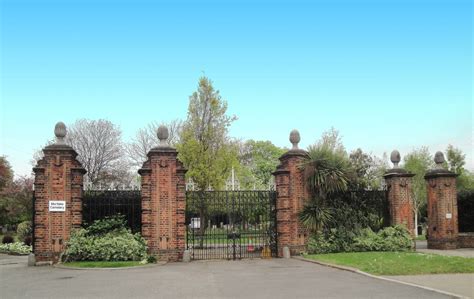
[186,191,277,260]
[82,190,142,233]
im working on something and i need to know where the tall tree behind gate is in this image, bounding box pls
[177,77,238,191]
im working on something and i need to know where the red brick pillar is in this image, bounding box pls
[383,150,415,236]
[273,130,310,256]
[425,152,458,249]
[32,122,85,264]
[138,125,187,261]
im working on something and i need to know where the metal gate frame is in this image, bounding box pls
[185,191,277,260]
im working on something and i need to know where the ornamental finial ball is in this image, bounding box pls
[390,150,401,168]
[54,122,67,144]
[157,125,169,146]
[434,151,445,167]
[289,129,300,150]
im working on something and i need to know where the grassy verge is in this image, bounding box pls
[62,261,144,268]
[304,252,474,275]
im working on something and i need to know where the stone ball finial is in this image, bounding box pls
[289,129,300,150]
[434,151,445,168]
[157,125,169,146]
[390,150,401,168]
[54,122,67,144]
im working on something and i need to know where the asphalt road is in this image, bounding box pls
[0,254,452,299]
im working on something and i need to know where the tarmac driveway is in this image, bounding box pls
[0,254,452,299]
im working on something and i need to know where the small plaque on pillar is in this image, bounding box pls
[49,201,66,212]
[446,213,452,219]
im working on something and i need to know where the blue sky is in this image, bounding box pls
[1,0,472,177]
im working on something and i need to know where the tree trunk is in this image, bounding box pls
[414,209,418,237]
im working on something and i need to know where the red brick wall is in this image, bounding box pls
[32,145,85,263]
[273,150,310,256]
[458,233,474,248]
[425,173,458,250]
[384,173,415,236]
[139,147,186,261]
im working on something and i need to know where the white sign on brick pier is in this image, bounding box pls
[49,201,66,212]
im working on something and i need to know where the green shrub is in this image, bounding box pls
[17,221,32,241]
[307,228,357,254]
[85,215,129,236]
[63,229,147,262]
[377,225,413,251]
[307,225,413,254]
[0,242,32,255]
[63,215,147,262]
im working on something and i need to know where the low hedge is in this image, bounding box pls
[62,215,147,262]
[307,225,413,254]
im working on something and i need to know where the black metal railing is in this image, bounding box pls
[82,190,142,233]
[458,190,474,232]
[186,191,277,260]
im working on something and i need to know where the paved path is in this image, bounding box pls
[416,241,474,258]
[384,274,474,299]
[0,254,453,299]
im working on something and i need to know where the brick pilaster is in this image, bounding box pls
[139,146,186,261]
[384,170,415,236]
[32,144,85,264]
[425,168,458,250]
[273,149,310,256]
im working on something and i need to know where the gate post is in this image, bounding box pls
[32,122,85,264]
[138,125,187,261]
[425,152,458,249]
[272,130,310,256]
[383,150,415,236]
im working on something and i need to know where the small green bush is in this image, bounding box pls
[63,215,147,262]
[307,225,413,254]
[17,221,32,241]
[0,242,32,255]
[85,215,129,236]
[307,228,356,254]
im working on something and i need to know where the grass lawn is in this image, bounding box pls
[304,252,474,276]
[62,261,144,268]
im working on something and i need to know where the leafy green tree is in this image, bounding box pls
[445,144,465,174]
[0,176,33,226]
[445,144,474,191]
[403,147,434,236]
[177,76,238,191]
[0,157,13,191]
[315,127,346,155]
[349,148,388,190]
[237,140,285,189]
[457,171,474,191]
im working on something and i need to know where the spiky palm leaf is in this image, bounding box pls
[302,144,351,199]
[298,198,333,233]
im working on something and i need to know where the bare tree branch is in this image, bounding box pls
[126,119,183,167]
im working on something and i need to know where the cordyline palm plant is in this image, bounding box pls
[299,144,352,234]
